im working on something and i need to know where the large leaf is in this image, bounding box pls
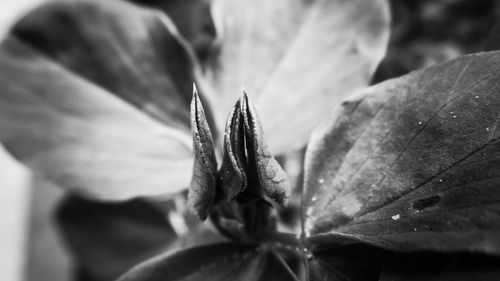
[0,0,206,200]
[0,35,193,200]
[306,240,390,281]
[208,0,390,153]
[303,51,500,255]
[117,243,298,281]
[11,0,210,132]
[379,253,500,281]
[307,243,500,281]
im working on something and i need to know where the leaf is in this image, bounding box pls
[128,0,217,62]
[308,258,379,281]
[57,196,178,281]
[307,255,374,281]
[166,222,228,253]
[117,243,300,281]
[379,253,500,281]
[303,51,500,255]
[188,86,218,220]
[307,243,500,281]
[260,251,302,281]
[0,0,205,200]
[208,0,390,153]
[484,21,500,52]
[0,34,193,200]
[11,0,208,132]
[117,243,261,281]
[307,243,381,281]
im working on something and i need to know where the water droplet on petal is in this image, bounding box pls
[391,214,400,220]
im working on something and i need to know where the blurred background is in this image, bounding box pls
[0,2,71,281]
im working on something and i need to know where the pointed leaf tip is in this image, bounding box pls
[188,88,217,220]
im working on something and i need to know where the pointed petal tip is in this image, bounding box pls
[241,88,249,101]
[192,83,199,103]
[193,82,198,94]
[240,87,253,106]
[191,84,203,115]
[239,92,250,113]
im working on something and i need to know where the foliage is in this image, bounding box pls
[0,0,499,280]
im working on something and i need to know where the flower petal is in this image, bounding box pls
[208,0,390,153]
[240,93,290,206]
[303,51,500,255]
[218,94,290,206]
[219,98,247,200]
[0,36,193,200]
[188,87,218,220]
